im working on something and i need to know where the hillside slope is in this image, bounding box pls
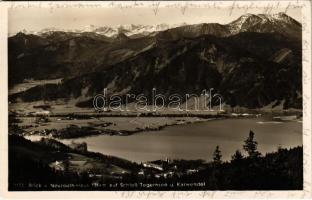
[8,13,302,109]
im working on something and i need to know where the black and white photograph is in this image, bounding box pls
[1,0,311,196]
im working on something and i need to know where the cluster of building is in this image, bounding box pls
[139,159,200,179]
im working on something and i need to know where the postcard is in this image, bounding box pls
[0,1,311,199]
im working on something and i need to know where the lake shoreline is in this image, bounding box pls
[15,111,302,139]
[23,116,302,163]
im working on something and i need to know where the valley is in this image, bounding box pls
[7,11,304,191]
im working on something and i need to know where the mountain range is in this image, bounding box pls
[8,13,302,109]
[13,23,189,38]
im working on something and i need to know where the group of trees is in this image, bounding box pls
[208,130,303,190]
[213,130,261,163]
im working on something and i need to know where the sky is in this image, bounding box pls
[8,5,301,35]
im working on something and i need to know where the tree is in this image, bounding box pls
[243,130,261,158]
[231,150,243,162]
[213,145,222,164]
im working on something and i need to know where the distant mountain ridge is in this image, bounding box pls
[11,12,300,39]
[8,13,302,109]
[12,23,189,38]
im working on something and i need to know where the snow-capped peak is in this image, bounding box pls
[228,12,299,34]
[33,23,188,38]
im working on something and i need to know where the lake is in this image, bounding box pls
[52,117,302,162]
